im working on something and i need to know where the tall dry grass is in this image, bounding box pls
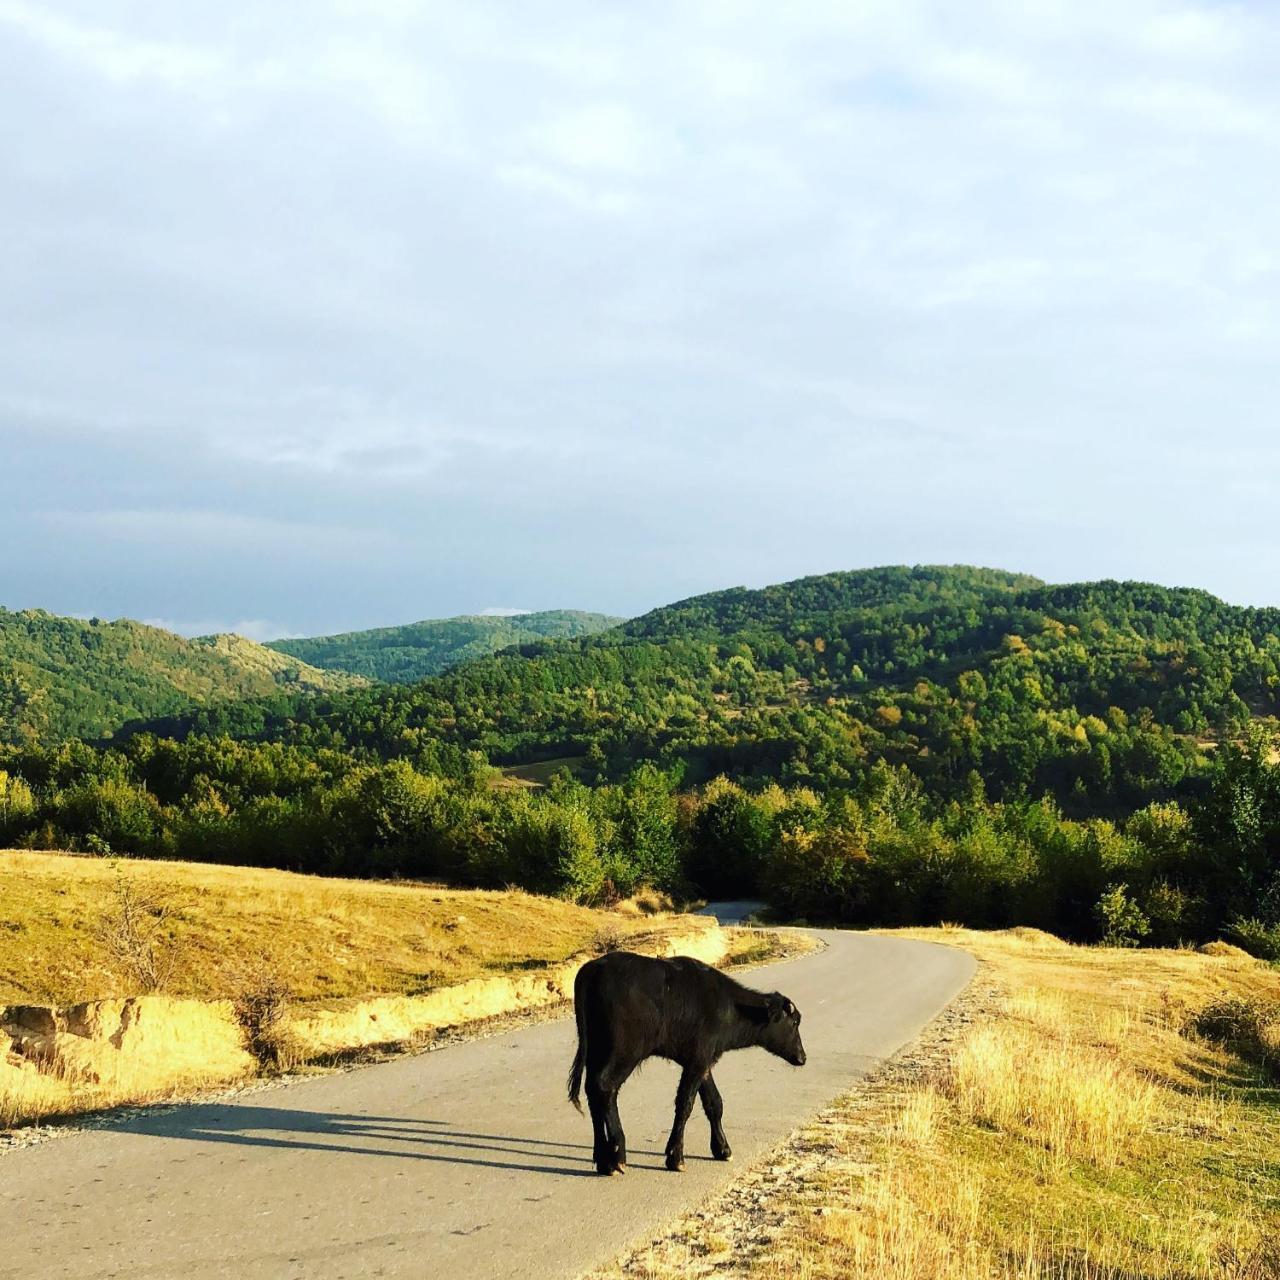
[778,1159,1273,1280]
[1,1054,69,1129]
[768,930,1280,1280]
[949,1020,1159,1168]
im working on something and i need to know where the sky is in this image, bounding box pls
[3,1,1279,640]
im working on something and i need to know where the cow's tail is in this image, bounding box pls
[567,968,588,1114]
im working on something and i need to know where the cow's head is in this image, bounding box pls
[741,992,806,1066]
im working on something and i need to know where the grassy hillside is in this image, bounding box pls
[601,929,1280,1279]
[0,609,362,745]
[267,609,623,682]
[0,849,727,1130]
[0,849,681,1006]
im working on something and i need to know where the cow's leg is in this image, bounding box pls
[585,1073,614,1176]
[665,1062,707,1172]
[699,1073,732,1161]
[603,1089,627,1173]
[599,1058,636,1174]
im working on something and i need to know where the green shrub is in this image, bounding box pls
[683,779,773,897]
[1094,883,1151,947]
[1144,880,1198,947]
[53,777,162,855]
[0,769,36,841]
[763,805,870,922]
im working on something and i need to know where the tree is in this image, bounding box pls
[0,769,35,839]
[684,779,773,897]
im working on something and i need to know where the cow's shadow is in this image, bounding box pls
[120,1105,674,1178]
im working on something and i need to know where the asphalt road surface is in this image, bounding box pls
[1,916,974,1280]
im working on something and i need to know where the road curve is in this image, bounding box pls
[0,923,974,1280]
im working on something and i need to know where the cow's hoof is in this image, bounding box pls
[615,1162,626,1173]
[713,1148,733,1162]
[665,1157,685,1173]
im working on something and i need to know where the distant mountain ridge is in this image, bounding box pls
[115,564,1280,811]
[0,609,363,746]
[266,609,623,683]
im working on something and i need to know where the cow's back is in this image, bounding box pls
[576,952,735,1062]
[577,951,668,1017]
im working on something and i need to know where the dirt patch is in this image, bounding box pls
[3,996,253,1086]
[1,996,256,1129]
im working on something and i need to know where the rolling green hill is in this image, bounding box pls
[8,565,1280,950]
[116,564,1280,807]
[0,610,363,745]
[266,609,622,682]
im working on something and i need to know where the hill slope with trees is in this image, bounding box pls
[0,610,362,746]
[266,609,622,682]
[4,566,1280,954]
[121,566,1280,809]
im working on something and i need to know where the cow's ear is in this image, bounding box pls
[736,1000,771,1025]
[759,996,787,1023]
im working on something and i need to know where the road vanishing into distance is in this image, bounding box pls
[1,913,975,1280]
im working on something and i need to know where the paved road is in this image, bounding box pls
[695,900,765,925]
[1,918,974,1280]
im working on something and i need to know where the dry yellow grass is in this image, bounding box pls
[949,1018,1160,1169]
[0,848,687,1005]
[766,929,1280,1279]
[1,1053,71,1128]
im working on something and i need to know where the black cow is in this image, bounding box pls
[567,951,806,1176]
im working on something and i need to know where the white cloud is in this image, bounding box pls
[528,103,678,177]
[1139,8,1242,59]
[1111,80,1267,135]
[496,162,634,215]
[0,0,224,87]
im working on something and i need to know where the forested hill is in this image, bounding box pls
[621,565,1043,639]
[10,565,1280,949]
[266,609,622,682]
[0,610,363,746]
[114,566,1280,812]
